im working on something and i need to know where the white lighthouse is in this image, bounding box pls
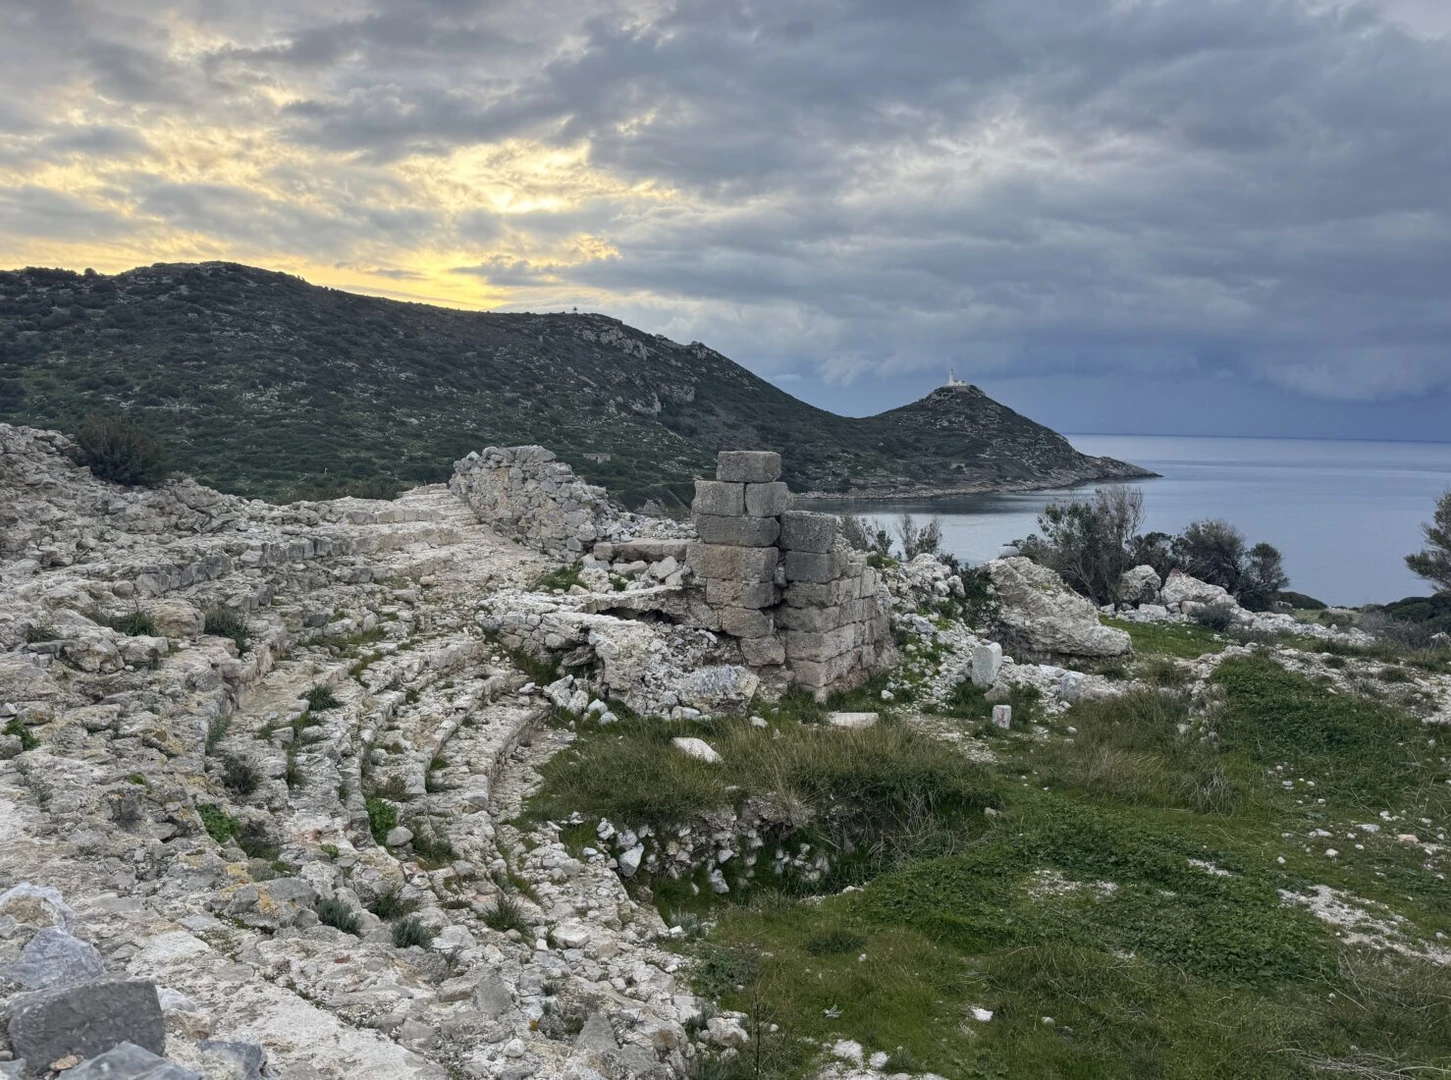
[945,369,967,388]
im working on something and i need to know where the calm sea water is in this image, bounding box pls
[812,435,1451,607]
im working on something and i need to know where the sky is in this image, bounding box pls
[2,0,1450,439]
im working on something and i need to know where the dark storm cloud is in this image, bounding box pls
[1,0,1449,422]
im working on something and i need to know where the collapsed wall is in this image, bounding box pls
[451,445,896,701]
[449,446,613,559]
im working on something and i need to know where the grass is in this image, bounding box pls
[526,711,1000,894]
[532,562,585,592]
[203,715,232,756]
[23,621,59,644]
[89,607,157,636]
[204,607,250,653]
[483,892,533,934]
[532,656,1451,1079]
[316,898,361,935]
[391,916,436,948]
[368,890,420,921]
[1103,617,1229,659]
[218,755,260,796]
[303,685,342,711]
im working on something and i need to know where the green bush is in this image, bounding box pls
[69,412,167,487]
[365,796,398,844]
[1192,601,1236,632]
[23,622,58,644]
[3,717,38,752]
[197,803,239,844]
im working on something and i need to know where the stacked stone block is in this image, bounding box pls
[777,511,895,694]
[686,452,787,667]
[686,451,896,696]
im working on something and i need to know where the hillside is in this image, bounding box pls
[0,262,1152,506]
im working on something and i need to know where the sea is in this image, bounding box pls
[811,435,1451,608]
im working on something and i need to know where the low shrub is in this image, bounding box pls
[69,412,168,487]
[365,796,398,844]
[483,892,532,934]
[23,622,58,644]
[368,889,420,921]
[218,755,260,796]
[3,717,38,752]
[1192,602,1237,632]
[197,803,239,844]
[391,916,436,948]
[316,898,361,935]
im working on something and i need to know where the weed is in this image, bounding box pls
[204,607,250,653]
[23,622,59,644]
[368,889,420,921]
[483,893,532,934]
[3,717,37,752]
[391,916,436,948]
[408,821,455,866]
[218,755,260,796]
[365,796,398,844]
[316,898,361,935]
[533,562,585,592]
[197,803,239,844]
[320,843,340,860]
[89,606,157,636]
[304,685,342,711]
[203,715,232,756]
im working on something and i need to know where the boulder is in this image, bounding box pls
[5,978,166,1067]
[66,1042,201,1080]
[142,600,205,639]
[3,927,104,990]
[984,558,1132,659]
[1117,565,1162,607]
[670,737,721,764]
[1160,570,1234,610]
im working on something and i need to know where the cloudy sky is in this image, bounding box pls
[3,0,1450,439]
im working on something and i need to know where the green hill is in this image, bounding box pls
[0,262,1151,506]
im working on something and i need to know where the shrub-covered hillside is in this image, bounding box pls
[0,262,1150,505]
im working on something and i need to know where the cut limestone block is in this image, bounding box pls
[691,480,745,518]
[719,608,774,638]
[826,712,877,729]
[687,544,778,583]
[703,578,781,610]
[6,978,165,1068]
[695,515,780,548]
[743,482,790,518]
[779,511,839,553]
[783,550,845,584]
[740,636,787,667]
[716,451,782,484]
[992,705,1012,729]
[971,643,1003,687]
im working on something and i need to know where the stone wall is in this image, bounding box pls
[449,446,613,559]
[686,451,895,697]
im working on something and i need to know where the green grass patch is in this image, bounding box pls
[533,561,585,592]
[3,717,38,752]
[303,685,342,711]
[1103,617,1228,659]
[203,607,250,653]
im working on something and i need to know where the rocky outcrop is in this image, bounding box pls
[984,557,1132,659]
